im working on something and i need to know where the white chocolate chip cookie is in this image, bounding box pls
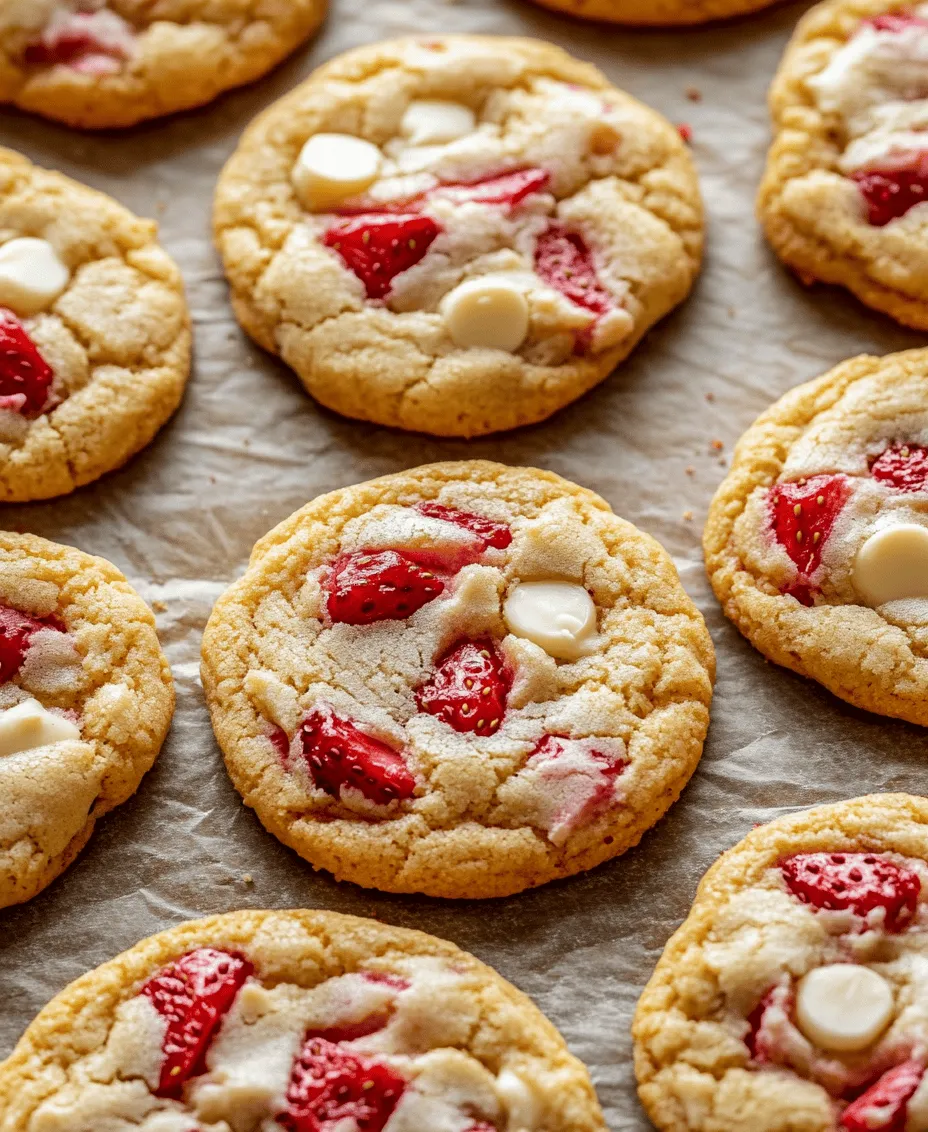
[200,460,715,899]
[0,908,606,1132]
[213,35,703,438]
[521,0,777,25]
[704,346,928,726]
[634,794,928,1132]
[0,531,174,910]
[0,147,191,502]
[0,0,328,130]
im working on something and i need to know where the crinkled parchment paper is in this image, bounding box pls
[3,1,928,1127]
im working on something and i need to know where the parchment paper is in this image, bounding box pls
[2,1,928,1126]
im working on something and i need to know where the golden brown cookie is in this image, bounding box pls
[0,0,328,130]
[0,531,174,911]
[200,460,715,899]
[522,0,778,25]
[0,907,607,1132]
[760,0,928,329]
[213,35,703,438]
[634,794,928,1132]
[0,147,191,502]
[704,347,928,726]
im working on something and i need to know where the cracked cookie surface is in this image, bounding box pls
[520,0,777,26]
[634,794,928,1132]
[760,0,928,328]
[704,347,928,726]
[200,460,715,899]
[0,530,174,911]
[0,907,606,1132]
[213,35,703,438]
[0,147,191,502]
[0,0,327,130]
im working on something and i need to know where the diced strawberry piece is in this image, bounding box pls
[416,639,511,735]
[0,604,64,684]
[525,735,627,843]
[534,224,614,318]
[871,443,928,491]
[298,706,416,806]
[23,12,131,74]
[768,474,851,578]
[326,550,444,625]
[415,501,513,550]
[322,214,441,300]
[308,1014,392,1044]
[141,947,253,1097]
[280,1035,405,1132]
[362,971,410,991]
[744,983,794,1065]
[431,168,550,207]
[745,988,777,1063]
[865,12,928,33]
[0,309,54,416]
[853,152,928,226]
[841,1060,924,1132]
[781,852,921,931]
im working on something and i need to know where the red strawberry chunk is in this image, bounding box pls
[781,852,921,931]
[841,1060,924,1132]
[280,1035,405,1132]
[299,706,416,806]
[534,224,614,318]
[853,152,928,227]
[326,550,444,625]
[415,501,513,550]
[23,12,131,74]
[768,474,851,579]
[871,443,928,491]
[744,983,794,1065]
[141,947,253,1097]
[0,604,64,684]
[322,214,442,299]
[0,309,54,416]
[416,639,511,735]
[431,168,550,207]
[865,12,928,32]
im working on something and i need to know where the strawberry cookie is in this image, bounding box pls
[213,36,703,438]
[200,460,715,899]
[0,0,327,130]
[0,531,174,910]
[634,794,928,1132]
[0,148,190,502]
[705,346,928,725]
[0,908,606,1132]
[759,0,928,329]
[521,0,777,26]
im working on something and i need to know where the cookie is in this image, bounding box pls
[704,347,928,726]
[213,35,703,438]
[0,907,606,1132]
[520,0,778,26]
[633,794,928,1132]
[200,460,715,899]
[0,531,174,910]
[759,0,928,329]
[0,0,327,130]
[0,147,191,503]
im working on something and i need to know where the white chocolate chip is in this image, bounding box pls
[400,100,476,145]
[0,697,80,758]
[795,964,894,1052]
[0,237,70,315]
[441,276,530,352]
[291,133,382,211]
[503,581,597,661]
[496,1068,542,1132]
[853,523,928,607]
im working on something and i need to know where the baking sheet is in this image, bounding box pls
[3,0,928,1126]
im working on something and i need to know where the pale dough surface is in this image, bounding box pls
[213,35,703,438]
[0,907,606,1132]
[633,794,928,1132]
[0,0,328,130]
[200,460,715,899]
[0,147,191,503]
[704,347,928,726]
[0,531,174,911]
